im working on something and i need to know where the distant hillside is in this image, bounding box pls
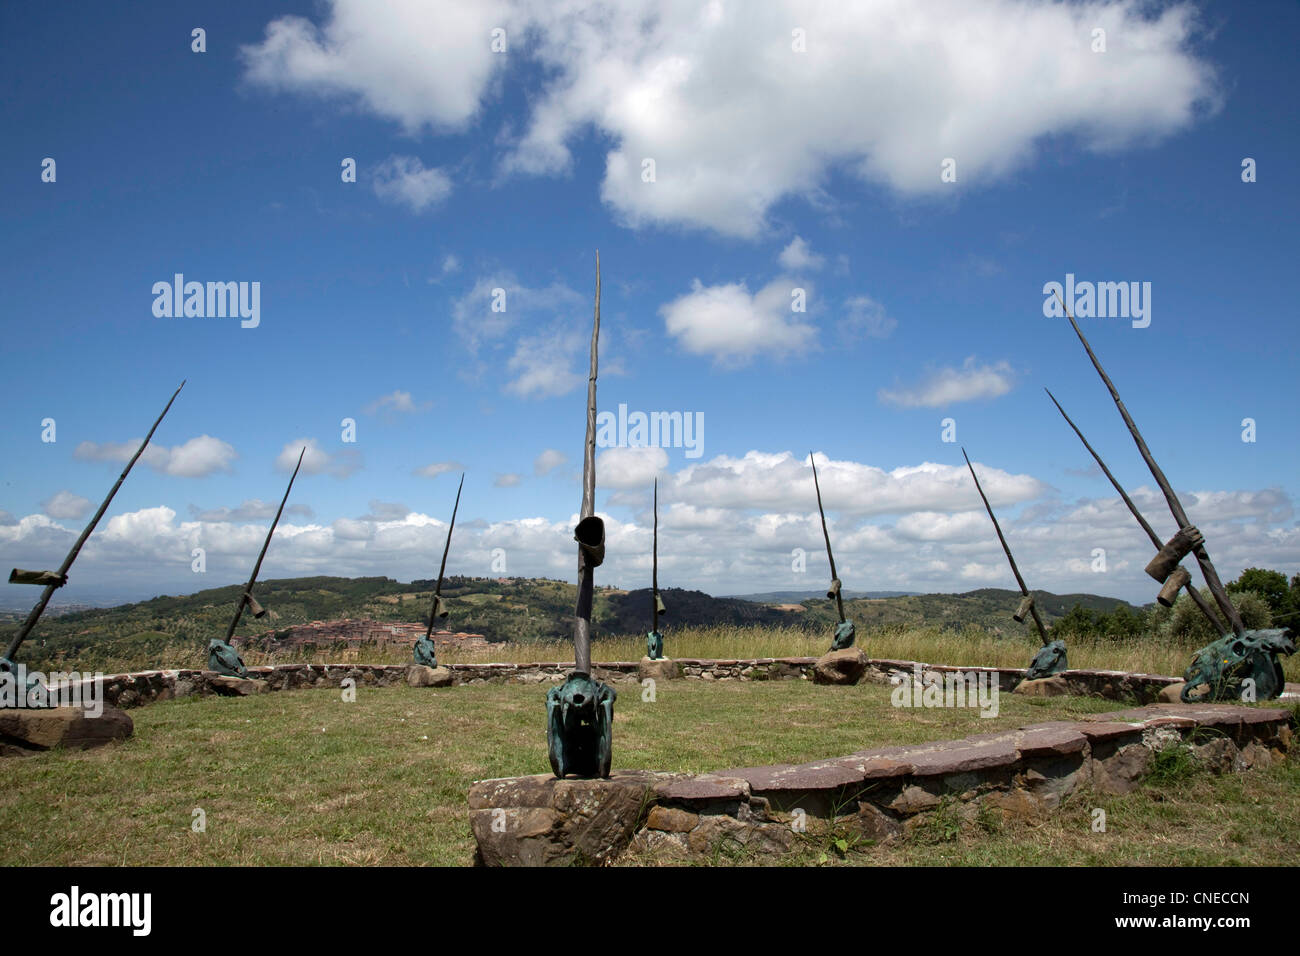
[6,574,1141,671]
[728,589,918,602]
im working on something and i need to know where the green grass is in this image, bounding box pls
[769,751,1300,868]
[2,678,1131,866]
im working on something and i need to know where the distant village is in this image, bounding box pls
[232,619,491,655]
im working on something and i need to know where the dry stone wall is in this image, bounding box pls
[87,656,1203,710]
[469,702,1296,866]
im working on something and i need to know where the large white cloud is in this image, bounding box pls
[879,357,1016,408]
[2,476,1295,606]
[74,435,237,478]
[243,0,1219,237]
[41,490,92,521]
[660,278,817,365]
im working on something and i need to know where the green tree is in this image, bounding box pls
[1227,568,1290,615]
[1160,587,1272,643]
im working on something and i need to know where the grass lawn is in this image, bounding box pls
[1,679,1293,866]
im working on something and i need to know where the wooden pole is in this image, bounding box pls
[963,449,1051,646]
[651,477,659,634]
[1044,388,1224,631]
[223,447,305,643]
[573,252,600,675]
[809,452,845,623]
[425,473,464,640]
[1054,291,1243,635]
[5,381,185,662]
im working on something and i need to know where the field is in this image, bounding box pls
[3,677,1297,867]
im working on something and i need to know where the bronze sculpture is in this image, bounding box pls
[546,252,615,778]
[209,446,305,677]
[962,448,1066,679]
[646,477,666,660]
[415,473,464,668]
[1053,292,1291,700]
[4,382,185,689]
[809,452,856,651]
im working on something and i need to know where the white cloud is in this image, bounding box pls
[41,491,92,521]
[239,1,509,132]
[244,1,1218,237]
[778,236,824,272]
[371,155,452,212]
[597,446,669,490]
[660,278,816,365]
[415,461,463,479]
[451,274,585,354]
[839,295,896,342]
[534,449,567,475]
[74,435,237,478]
[878,357,1015,408]
[661,451,1045,517]
[504,324,585,398]
[3,471,1295,607]
[277,438,360,478]
[363,389,430,414]
[190,500,314,522]
[494,473,524,488]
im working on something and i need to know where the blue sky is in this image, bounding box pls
[1,0,1297,608]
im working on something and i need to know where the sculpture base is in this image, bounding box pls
[406,664,453,687]
[638,657,682,682]
[813,647,869,685]
[0,705,133,757]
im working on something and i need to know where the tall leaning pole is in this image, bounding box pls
[645,477,667,660]
[1044,388,1224,627]
[1054,292,1292,701]
[1055,292,1243,635]
[5,381,185,683]
[208,447,306,677]
[545,252,616,779]
[962,448,1067,679]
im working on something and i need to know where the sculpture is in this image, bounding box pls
[1181,629,1294,703]
[415,473,464,668]
[209,446,305,678]
[546,252,615,778]
[962,448,1066,679]
[809,452,856,651]
[646,477,666,660]
[4,382,185,694]
[1054,292,1290,699]
[1045,388,1226,626]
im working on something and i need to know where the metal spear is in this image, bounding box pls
[962,448,1051,646]
[1044,387,1225,631]
[4,381,185,664]
[1054,291,1243,635]
[572,251,602,675]
[809,452,846,624]
[652,477,659,635]
[425,472,464,640]
[222,446,305,644]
